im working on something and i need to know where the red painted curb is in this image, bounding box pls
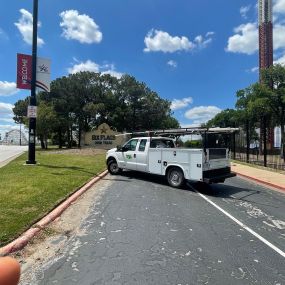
[236,172,285,193]
[0,170,108,256]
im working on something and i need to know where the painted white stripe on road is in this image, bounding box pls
[195,190,285,258]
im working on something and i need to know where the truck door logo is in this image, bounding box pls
[126,154,132,159]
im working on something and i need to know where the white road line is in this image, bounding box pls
[194,190,285,258]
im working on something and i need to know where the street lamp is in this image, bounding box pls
[26,0,38,164]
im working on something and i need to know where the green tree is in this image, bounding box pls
[260,64,285,159]
[36,102,58,149]
[13,72,179,148]
[206,109,238,128]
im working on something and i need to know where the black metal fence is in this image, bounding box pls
[232,131,285,171]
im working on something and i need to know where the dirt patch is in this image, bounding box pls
[15,178,112,284]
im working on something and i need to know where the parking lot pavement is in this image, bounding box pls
[20,172,285,285]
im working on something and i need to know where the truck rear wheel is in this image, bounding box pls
[108,160,122,175]
[167,167,184,188]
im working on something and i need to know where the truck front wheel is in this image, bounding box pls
[107,160,122,175]
[167,167,184,188]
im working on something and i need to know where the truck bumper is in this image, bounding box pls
[203,167,236,183]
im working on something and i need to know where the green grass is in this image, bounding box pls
[0,151,106,246]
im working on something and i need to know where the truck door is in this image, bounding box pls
[136,139,148,172]
[123,139,138,171]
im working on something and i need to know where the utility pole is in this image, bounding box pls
[26,0,38,164]
[19,122,22,146]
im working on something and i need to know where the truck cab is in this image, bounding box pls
[107,137,175,172]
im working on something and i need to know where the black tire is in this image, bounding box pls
[107,160,122,175]
[167,167,184,188]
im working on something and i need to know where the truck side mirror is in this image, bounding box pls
[116,145,123,152]
[122,146,129,152]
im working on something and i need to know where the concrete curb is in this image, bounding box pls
[236,172,285,193]
[0,170,108,256]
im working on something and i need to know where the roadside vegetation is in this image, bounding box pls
[13,72,179,149]
[0,149,106,246]
[206,64,285,161]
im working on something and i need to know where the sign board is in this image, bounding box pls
[36,57,51,92]
[27,106,37,118]
[16,53,51,92]
[17,53,32,90]
[83,123,125,149]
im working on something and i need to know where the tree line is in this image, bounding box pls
[13,72,179,148]
[206,64,285,161]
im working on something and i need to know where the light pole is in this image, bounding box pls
[19,122,22,146]
[26,0,38,164]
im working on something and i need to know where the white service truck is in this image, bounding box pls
[106,128,237,188]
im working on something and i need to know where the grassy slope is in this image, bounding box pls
[0,151,106,246]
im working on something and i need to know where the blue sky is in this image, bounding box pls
[1,0,285,138]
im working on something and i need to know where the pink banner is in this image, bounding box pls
[17,53,32,90]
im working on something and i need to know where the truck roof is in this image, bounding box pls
[116,127,239,138]
[130,137,174,140]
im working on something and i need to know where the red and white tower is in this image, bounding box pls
[259,0,273,76]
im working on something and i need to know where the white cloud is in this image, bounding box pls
[167,60,177,68]
[101,70,123,79]
[249,66,259,73]
[184,106,221,124]
[226,23,258,55]
[68,60,123,78]
[227,22,285,55]
[14,9,44,47]
[68,60,100,74]
[144,30,214,53]
[0,81,18,97]
[194,35,213,48]
[1,118,14,123]
[0,102,14,115]
[206,31,215,37]
[274,0,285,14]
[0,103,16,139]
[144,30,194,53]
[273,24,285,49]
[240,5,251,19]
[60,10,102,44]
[171,97,193,111]
[274,53,285,64]
[227,2,285,56]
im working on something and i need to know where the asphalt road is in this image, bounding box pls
[0,145,28,167]
[24,172,285,285]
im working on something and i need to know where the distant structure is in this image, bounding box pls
[1,130,28,145]
[258,0,273,78]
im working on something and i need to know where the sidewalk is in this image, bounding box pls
[231,162,285,192]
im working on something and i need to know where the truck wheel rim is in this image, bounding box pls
[170,171,181,185]
[111,163,118,172]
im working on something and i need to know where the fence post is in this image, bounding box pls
[233,132,236,160]
[246,120,250,163]
[263,116,267,167]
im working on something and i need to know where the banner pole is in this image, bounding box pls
[26,0,38,164]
